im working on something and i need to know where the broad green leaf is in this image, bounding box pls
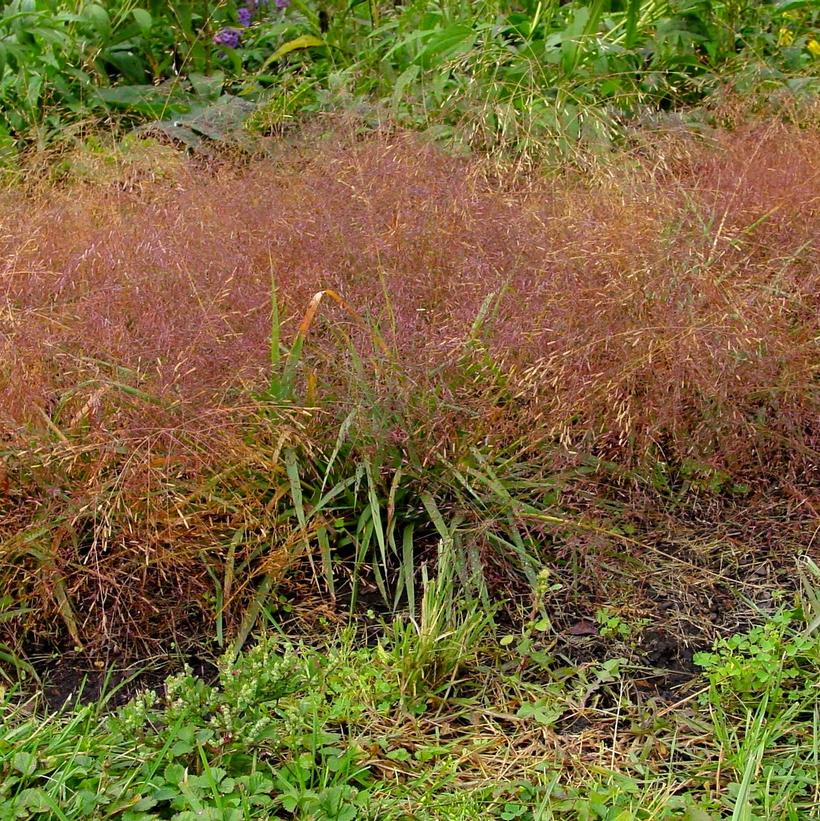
[164,762,186,785]
[415,24,476,69]
[94,84,164,106]
[12,751,37,776]
[391,63,419,112]
[82,3,110,40]
[15,788,68,819]
[102,49,147,84]
[95,84,190,116]
[262,34,326,70]
[684,807,716,821]
[189,71,224,101]
[131,7,152,33]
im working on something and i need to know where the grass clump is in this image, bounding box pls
[1,118,817,660]
[1,12,819,815]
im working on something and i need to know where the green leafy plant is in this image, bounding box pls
[595,607,650,641]
[500,568,562,673]
[694,608,820,709]
[0,0,160,146]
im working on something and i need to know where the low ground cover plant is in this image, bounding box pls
[1,589,818,818]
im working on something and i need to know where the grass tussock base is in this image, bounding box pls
[0,118,818,665]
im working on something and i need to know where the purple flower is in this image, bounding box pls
[237,6,252,26]
[275,0,289,9]
[213,27,241,49]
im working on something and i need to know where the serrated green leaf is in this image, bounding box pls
[12,751,37,776]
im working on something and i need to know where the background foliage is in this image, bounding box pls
[0,0,818,157]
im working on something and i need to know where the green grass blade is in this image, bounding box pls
[420,492,453,550]
[317,525,335,602]
[364,458,387,578]
[285,448,308,535]
[320,410,356,494]
[230,573,274,658]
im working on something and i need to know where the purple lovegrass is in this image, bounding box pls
[2,122,818,666]
[213,27,241,48]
